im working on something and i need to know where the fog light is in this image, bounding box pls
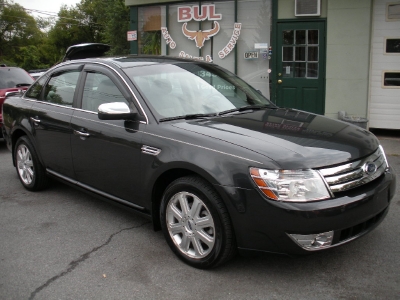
[288,231,334,251]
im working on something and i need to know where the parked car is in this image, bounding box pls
[2,56,396,269]
[29,69,48,80]
[61,43,110,62]
[0,65,34,138]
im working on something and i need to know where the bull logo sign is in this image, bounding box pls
[178,5,221,49]
[161,4,242,62]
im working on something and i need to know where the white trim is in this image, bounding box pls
[384,37,400,55]
[386,2,400,22]
[381,70,400,88]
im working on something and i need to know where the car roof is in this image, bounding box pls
[59,55,209,69]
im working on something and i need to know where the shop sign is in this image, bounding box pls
[179,51,213,62]
[244,51,259,59]
[160,4,241,61]
[161,28,176,49]
[182,21,220,48]
[218,23,242,59]
[254,43,268,49]
[127,30,137,41]
[178,4,222,22]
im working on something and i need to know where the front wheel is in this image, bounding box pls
[160,176,236,269]
[14,136,48,191]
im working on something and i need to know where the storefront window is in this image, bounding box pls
[166,1,237,72]
[237,0,272,98]
[135,0,272,98]
[167,2,200,58]
[138,6,167,55]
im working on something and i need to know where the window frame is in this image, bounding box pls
[43,70,81,107]
[386,2,400,22]
[381,70,400,88]
[80,71,129,113]
[24,64,84,108]
[77,64,143,114]
[384,37,400,55]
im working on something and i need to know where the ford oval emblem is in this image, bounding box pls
[363,162,377,175]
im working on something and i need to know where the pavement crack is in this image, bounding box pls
[29,221,151,300]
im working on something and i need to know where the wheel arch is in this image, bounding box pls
[151,166,221,231]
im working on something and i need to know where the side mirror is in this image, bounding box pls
[5,90,24,98]
[98,102,137,120]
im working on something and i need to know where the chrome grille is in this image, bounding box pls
[319,146,388,193]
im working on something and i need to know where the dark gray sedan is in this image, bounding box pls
[2,56,396,268]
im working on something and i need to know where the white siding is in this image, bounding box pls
[368,0,400,129]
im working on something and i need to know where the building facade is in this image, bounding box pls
[125,0,400,129]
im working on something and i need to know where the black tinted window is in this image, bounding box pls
[0,67,34,89]
[384,72,400,87]
[25,76,48,100]
[81,72,127,112]
[44,71,80,107]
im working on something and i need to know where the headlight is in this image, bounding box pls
[250,168,331,202]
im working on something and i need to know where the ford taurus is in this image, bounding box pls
[2,56,396,268]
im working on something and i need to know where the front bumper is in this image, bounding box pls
[215,167,396,255]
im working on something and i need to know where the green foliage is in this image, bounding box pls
[0,1,44,67]
[47,4,103,62]
[15,45,46,70]
[142,31,161,55]
[77,0,130,55]
[0,0,132,69]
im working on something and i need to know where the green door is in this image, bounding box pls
[276,21,326,115]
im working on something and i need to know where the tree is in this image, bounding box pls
[78,0,130,55]
[0,0,43,66]
[1,0,132,68]
[47,4,103,60]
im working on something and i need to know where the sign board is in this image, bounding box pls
[127,31,137,41]
[254,43,268,49]
[244,51,259,59]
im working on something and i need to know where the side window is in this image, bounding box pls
[43,71,80,107]
[25,76,48,100]
[81,72,127,112]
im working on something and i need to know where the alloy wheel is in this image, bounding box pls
[166,191,215,259]
[16,144,34,185]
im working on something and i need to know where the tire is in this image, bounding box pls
[14,136,48,191]
[160,176,236,269]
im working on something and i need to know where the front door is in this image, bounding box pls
[70,64,144,206]
[276,21,326,115]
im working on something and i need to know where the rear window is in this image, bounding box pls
[0,68,34,89]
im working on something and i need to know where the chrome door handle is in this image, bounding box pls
[30,117,41,124]
[74,130,90,137]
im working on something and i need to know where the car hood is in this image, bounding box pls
[171,108,380,169]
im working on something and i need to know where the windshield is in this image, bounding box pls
[124,62,274,119]
[0,68,34,89]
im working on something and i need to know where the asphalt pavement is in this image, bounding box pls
[0,132,399,300]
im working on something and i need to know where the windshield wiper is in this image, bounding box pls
[218,104,276,116]
[16,83,32,87]
[159,113,217,122]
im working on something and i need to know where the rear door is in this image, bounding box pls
[70,64,144,205]
[26,64,82,178]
